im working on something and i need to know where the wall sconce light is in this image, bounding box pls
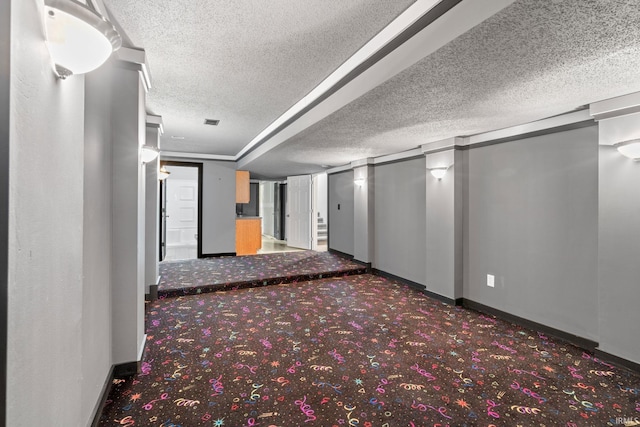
[141,145,159,163]
[429,167,449,180]
[615,139,640,161]
[354,178,365,186]
[44,0,122,79]
[158,165,171,181]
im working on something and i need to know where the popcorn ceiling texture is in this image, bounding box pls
[103,0,415,155]
[246,0,640,178]
[104,0,640,178]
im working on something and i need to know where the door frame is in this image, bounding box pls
[286,175,312,250]
[159,161,204,259]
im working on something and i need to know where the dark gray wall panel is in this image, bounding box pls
[463,126,599,341]
[374,158,426,284]
[202,161,237,254]
[328,170,354,255]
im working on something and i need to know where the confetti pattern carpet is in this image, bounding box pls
[158,251,367,297]
[100,274,640,427]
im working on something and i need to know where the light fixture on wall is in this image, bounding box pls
[615,139,640,161]
[158,165,171,181]
[44,0,122,79]
[429,167,449,180]
[141,145,159,163]
[354,178,365,186]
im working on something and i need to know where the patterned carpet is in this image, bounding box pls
[158,251,366,297]
[100,274,640,427]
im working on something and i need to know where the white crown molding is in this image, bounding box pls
[114,47,152,92]
[589,91,640,121]
[145,114,164,135]
[373,148,423,165]
[464,109,592,146]
[160,151,235,162]
[350,158,375,168]
[421,137,465,154]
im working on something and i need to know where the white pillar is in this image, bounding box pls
[145,115,162,300]
[111,48,151,373]
[352,159,375,264]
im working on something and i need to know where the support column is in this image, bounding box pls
[145,115,162,301]
[111,48,152,373]
[423,138,464,303]
[352,159,375,265]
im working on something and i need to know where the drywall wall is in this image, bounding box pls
[328,170,354,255]
[353,165,374,263]
[111,65,146,365]
[463,126,599,341]
[0,0,10,420]
[8,0,85,424]
[202,160,236,254]
[373,158,426,284]
[144,127,160,293]
[82,65,114,425]
[597,144,640,364]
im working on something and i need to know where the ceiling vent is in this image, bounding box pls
[204,119,220,126]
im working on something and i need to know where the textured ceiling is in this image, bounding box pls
[103,0,640,179]
[244,0,640,178]
[103,0,416,155]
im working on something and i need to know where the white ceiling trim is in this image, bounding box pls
[462,109,593,146]
[237,0,516,170]
[589,91,640,122]
[327,109,594,174]
[373,148,424,165]
[160,151,235,161]
[114,47,152,93]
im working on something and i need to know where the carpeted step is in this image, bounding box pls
[158,251,366,298]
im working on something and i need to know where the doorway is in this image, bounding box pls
[286,175,312,250]
[159,161,203,261]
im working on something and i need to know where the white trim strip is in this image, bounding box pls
[160,151,235,161]
[589,91,640,121]
[464,109,592,146]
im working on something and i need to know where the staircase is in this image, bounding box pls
[317,215,328,245]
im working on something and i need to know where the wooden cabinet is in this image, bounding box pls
[236,217,262,255]
[236,170,250,203]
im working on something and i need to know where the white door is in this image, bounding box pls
[165,166,198,260]
[287,175,312,249]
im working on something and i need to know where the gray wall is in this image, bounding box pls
[597,145,640,363]
[374,158,426,284]
[328,170,354,255]
[0,0,9,420]
[202,160,236,254]
[463,126,599,341]
[8,0,85,424]
[82,65,114,425]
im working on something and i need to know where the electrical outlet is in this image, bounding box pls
[487,274,495,288]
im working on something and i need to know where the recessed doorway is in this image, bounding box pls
[160,162,203,261]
